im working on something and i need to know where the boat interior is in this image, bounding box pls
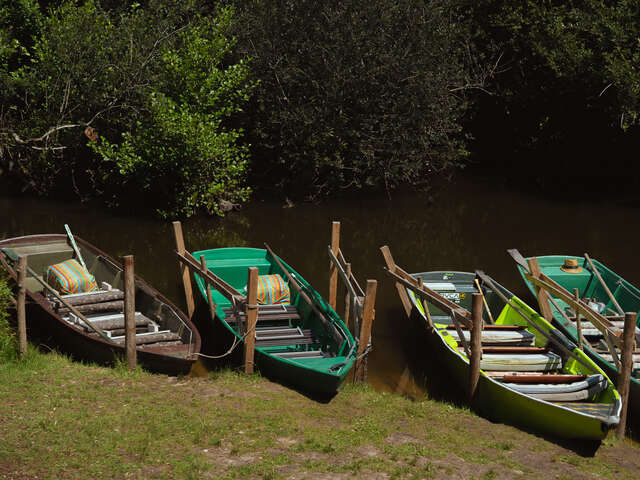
[412,272,619,420]
[193,247,353,371]
[1,238,196,358]
[534,257,640,380]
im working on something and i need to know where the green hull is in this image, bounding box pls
[516,255,640,420]
[192,247,355,395]
[406,271,620,440]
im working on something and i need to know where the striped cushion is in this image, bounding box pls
[46,259,98,295]
[256,274,290,305]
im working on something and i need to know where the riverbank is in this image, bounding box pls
[1,350,639,479]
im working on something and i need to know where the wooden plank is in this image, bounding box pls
[385,267,472,328]
[172,221,194,318]
[329,221,340,310]
[501,374,587,384]
[200,255,217,324]
[57,290,124,306]
[528,257,554,322]
[58,300,124,315]
[474,278,493,324]
[123,255,137,370]
[380,246,413,318]
[17,256,27,357]
[354,280,377,382]
[328,246,360,304]
[584,253,624,316]
[468,293,482,401]
[574,288,584,350]
[244,267,258,374]
[344,262,352,331]
[617,312,637,438]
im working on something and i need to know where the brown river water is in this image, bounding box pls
[2,172,639,398]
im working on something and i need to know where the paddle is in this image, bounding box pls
[263,243,343,345]
[583,253,625,317]
[64,224,87,270]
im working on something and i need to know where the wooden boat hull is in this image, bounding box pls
[516,255,640,423]
[404,271,620,440]
[192,247,355,396]
[0,234,201,375]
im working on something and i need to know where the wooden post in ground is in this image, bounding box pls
[380,246,412,318]
[16,255,27,358]
[468,293,483,401]
[329,221,340,311]
[172,221,195,318]
[343,262,352,331]
[200,255,217,322]
[244,267,259,374]
[616,311,637,438]
[527,258,554,322]
[123,255,137,370]
[354,279,377,382]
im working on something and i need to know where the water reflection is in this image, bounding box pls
[2,172,639,397]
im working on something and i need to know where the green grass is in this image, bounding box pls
[1,348,640,479]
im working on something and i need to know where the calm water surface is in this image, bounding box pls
[3,173,639,398]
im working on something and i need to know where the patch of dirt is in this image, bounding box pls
[385,432,420,445]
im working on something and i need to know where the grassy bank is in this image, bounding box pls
[1,351,640,479]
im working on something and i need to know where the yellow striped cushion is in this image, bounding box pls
[256,274,290,305]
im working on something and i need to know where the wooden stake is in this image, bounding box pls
[527,258,554,322]
[172,221,195,318]
[574,288,584,350]
[200,255,217,322]
[16,256,27,358]
[244,267,258,374]
[468,293,483,401]
[329,221,340,310]
[344,262,352,331]
[123,255,137,370]
[354,279,377,382]
[616,311,637,439]
[380,246,412,318]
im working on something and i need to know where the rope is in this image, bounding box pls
[616,280,640,304]
[194,324,256,360]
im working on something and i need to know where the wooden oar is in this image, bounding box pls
[474,278,494,324]
[584,253,624,316]
[264,243,343,345]
[64,224,87,270]
[475,270,600,375]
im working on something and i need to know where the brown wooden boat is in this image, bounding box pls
[0,234,201,375]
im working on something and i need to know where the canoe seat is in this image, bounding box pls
[448,328,535,346]
[112,331,182,346]
[223,305,301,326]
[272,350,325,359]
[479,351,562,372]
[256,328,315,348]
[502,374,608,402]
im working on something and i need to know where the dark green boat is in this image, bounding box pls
[401,270,620,440]
[191,247,356,395]
[514,254,640,422]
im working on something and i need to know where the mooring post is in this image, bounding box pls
[329,221,340,311]
[123,255,137,370]
[354,279,377,382]
[616,311,637,439]
[527,258,554,322]
[172,221,195,318]
[343,262,352,331]
[244,267,258,374]
[468,293,483,402]
[16,255,27,358]
[200,255,217,322]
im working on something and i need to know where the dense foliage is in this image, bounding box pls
[0,276,17,362]
[1,0,253,217]
[233,0,477,198]
[2,1,640,213]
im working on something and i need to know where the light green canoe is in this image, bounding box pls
[191,247,356,395]
[404,271,620,440]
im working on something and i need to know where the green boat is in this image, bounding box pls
[400,270,620,440]
[191,247,356,395]
[514,253,640,422]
